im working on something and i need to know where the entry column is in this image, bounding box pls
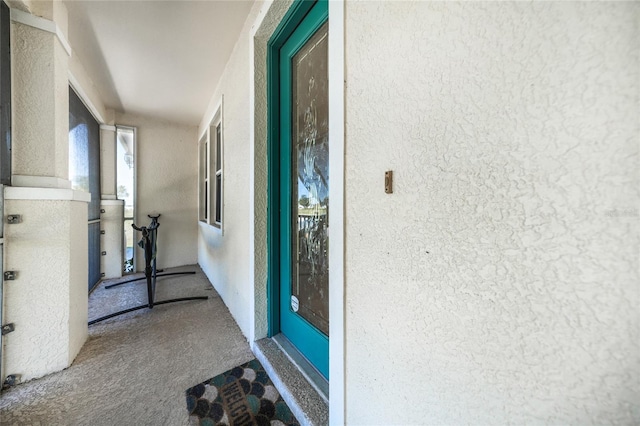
[3,1,89,383]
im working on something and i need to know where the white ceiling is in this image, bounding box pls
[64,0,255,125]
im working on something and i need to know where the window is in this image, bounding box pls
[198,133,208,222]
[116,126,136,273]
[69,86,101,291]
[198,104,223,228]
[212,120,222,226]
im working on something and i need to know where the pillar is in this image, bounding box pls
[2,1,88,382]
[100,125,124,279]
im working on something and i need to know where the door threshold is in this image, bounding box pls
[253,337,328,426]
[271,334,329,401]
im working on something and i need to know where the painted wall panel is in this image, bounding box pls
[3,199,88,381]
[12,22,65,179]
[68,200,89,362]
[100,127,116,196]
[344,1,638,424]
[100,200,124,279]
[116,112,198,270]
[197,2,267,341]
[251,0,294,349]
[3,5,91,382]
[68,53,109,125]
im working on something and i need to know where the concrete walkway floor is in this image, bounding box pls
[0,265,254,425]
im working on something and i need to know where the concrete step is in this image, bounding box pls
[253,337,329,426]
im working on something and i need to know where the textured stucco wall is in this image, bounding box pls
[100,200,124,279]
[197,2,268,340]
[12,21,68,180]
[116,112,198,270]
[99,127,124,279]
[344,2,639,424]
[100,127,116,197]
[3,4,90,383]
[24,0,66,24]
[251,0,294,346]
[68,200,89,362]
[3,199,88,381]
[69,53,108,124]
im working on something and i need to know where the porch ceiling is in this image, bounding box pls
[64,0,254,125]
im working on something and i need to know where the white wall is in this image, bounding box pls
[197,2,267,340]
[3,1,91,382]
[116,112,198,270]
[11,18,68,181]
[3,194,89,381]
[69,54,111,125]
[344,1,638,424]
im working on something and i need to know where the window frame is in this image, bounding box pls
[116,125,137,274]
[198,103,223,230]
[198,133,208,222]
[211,117,223,228]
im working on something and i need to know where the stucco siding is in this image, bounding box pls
[116,112,198,270]
[12,22,65,179]
[3,199,88,381]
[344,1,638,424]
[197,2,267,341]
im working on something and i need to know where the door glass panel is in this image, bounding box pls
[290,22,329,336]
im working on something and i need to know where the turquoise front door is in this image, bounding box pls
[270,0,329,379]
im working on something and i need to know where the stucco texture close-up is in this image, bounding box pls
[99,200,124,280]
[116,112,199,271]
[250,0,294,345]
[344,1,638,424]
[12,21,69,180]
[3,199,88,382]
[100,127,116,197]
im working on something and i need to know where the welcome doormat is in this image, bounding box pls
[185,359,300,426]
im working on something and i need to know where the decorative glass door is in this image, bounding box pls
[278,1,329,379]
